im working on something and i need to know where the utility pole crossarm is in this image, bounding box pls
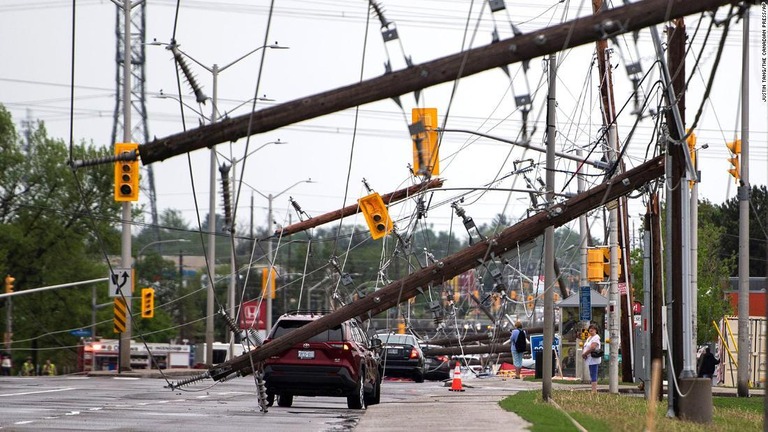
[209,155,665,379]
[274,178,444,237]
[139,0,739,165]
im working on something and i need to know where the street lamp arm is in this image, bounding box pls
[274,178,314,199]
[219,44,288,73]
[137,239,191,261]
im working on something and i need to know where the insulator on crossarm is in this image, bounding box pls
[256,371,269,412]
[166,371,210,390]
[170,44,207,104]
[219,307,240,335]
[219,164,233,232]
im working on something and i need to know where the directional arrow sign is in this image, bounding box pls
[108,268,133,298]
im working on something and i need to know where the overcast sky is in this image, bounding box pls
[0,0,766,247]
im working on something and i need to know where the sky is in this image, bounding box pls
[0,0,766,249]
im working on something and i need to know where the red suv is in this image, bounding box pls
[263,311,382,409]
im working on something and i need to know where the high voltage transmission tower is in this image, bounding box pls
[111,1,159,240]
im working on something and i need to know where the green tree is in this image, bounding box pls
[0,105,121,369]
[714,185,768,277]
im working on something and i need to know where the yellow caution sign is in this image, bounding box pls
[114,297,127,333]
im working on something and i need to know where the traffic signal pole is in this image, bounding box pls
[119,0,134,373]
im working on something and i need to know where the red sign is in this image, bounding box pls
[632,301,642,315]
[239,300,266,330]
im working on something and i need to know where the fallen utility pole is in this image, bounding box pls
[207,155,665,380]
[274,178,443,237]
[138,0,738,165]
[424,343,511,357]
[428,326,544,347]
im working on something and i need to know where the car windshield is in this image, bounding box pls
[271,320,343,342]
[379,334,415,345]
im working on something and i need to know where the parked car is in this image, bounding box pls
[376,332,426,382]
[420,343,451,381]
[263,311,382,409]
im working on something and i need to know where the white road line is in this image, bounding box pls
[0,387,75,397]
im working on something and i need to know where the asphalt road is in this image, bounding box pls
[0,370,535,431]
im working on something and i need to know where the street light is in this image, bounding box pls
[218,140,286,359]
[136,239,191,267]
[252,178,314,331]
[151,40,288,366]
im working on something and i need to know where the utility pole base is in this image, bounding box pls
[678,378,712,424]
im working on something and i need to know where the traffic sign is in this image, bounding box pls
[108,268,133,297]
[579,285,592,321]
[70,328,91,338]
[529,334,560,360]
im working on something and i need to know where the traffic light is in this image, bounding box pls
[411,108,440,176]
[686,132,696,189]
[140,287,155,318]
[587,248,604,282]
[358,192,393,240]
[726,139,741,182]
[526,294,534,310]
[4,275,14,293]
[114,142,140,201]
[262,267,277,299]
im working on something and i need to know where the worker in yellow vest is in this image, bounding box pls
[21,357,36,376]
[42,359,57,376]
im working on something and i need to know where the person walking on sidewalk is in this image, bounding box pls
[511,320,527,379]
[581,324,602,393]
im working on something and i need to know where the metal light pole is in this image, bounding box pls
[118,0,137,373]
[153,42,287,365]
[225,140,285,358]
[252,179,313,332]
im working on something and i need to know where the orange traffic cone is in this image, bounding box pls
[449,361,465,392]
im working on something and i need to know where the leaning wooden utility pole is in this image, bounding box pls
[204,156,665,381]
[592,0,631,391]
[137,0,740,166]
[274,179,443,237]
[666,18,688,416]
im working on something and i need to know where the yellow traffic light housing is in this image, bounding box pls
[587,248,604,282]
[262,267,277,299]
[4,275,15,293]
[411,108,440,176]
[358,192,393,240]
[114,143,140,202]
[526,294,534,310]
[726,139,741,182]
[140,287,155,318]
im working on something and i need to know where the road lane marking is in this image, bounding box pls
[0,387,75,397]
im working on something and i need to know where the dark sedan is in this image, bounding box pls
[376,333,425,382]
[420,343,451,381]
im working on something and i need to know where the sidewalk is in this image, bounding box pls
[356,375,536,432]
[355,374,764,432]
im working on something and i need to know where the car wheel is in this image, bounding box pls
[365,375,381,406]
[277,394,293,407]
[347,372,365,410]
[413,369,425,383]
